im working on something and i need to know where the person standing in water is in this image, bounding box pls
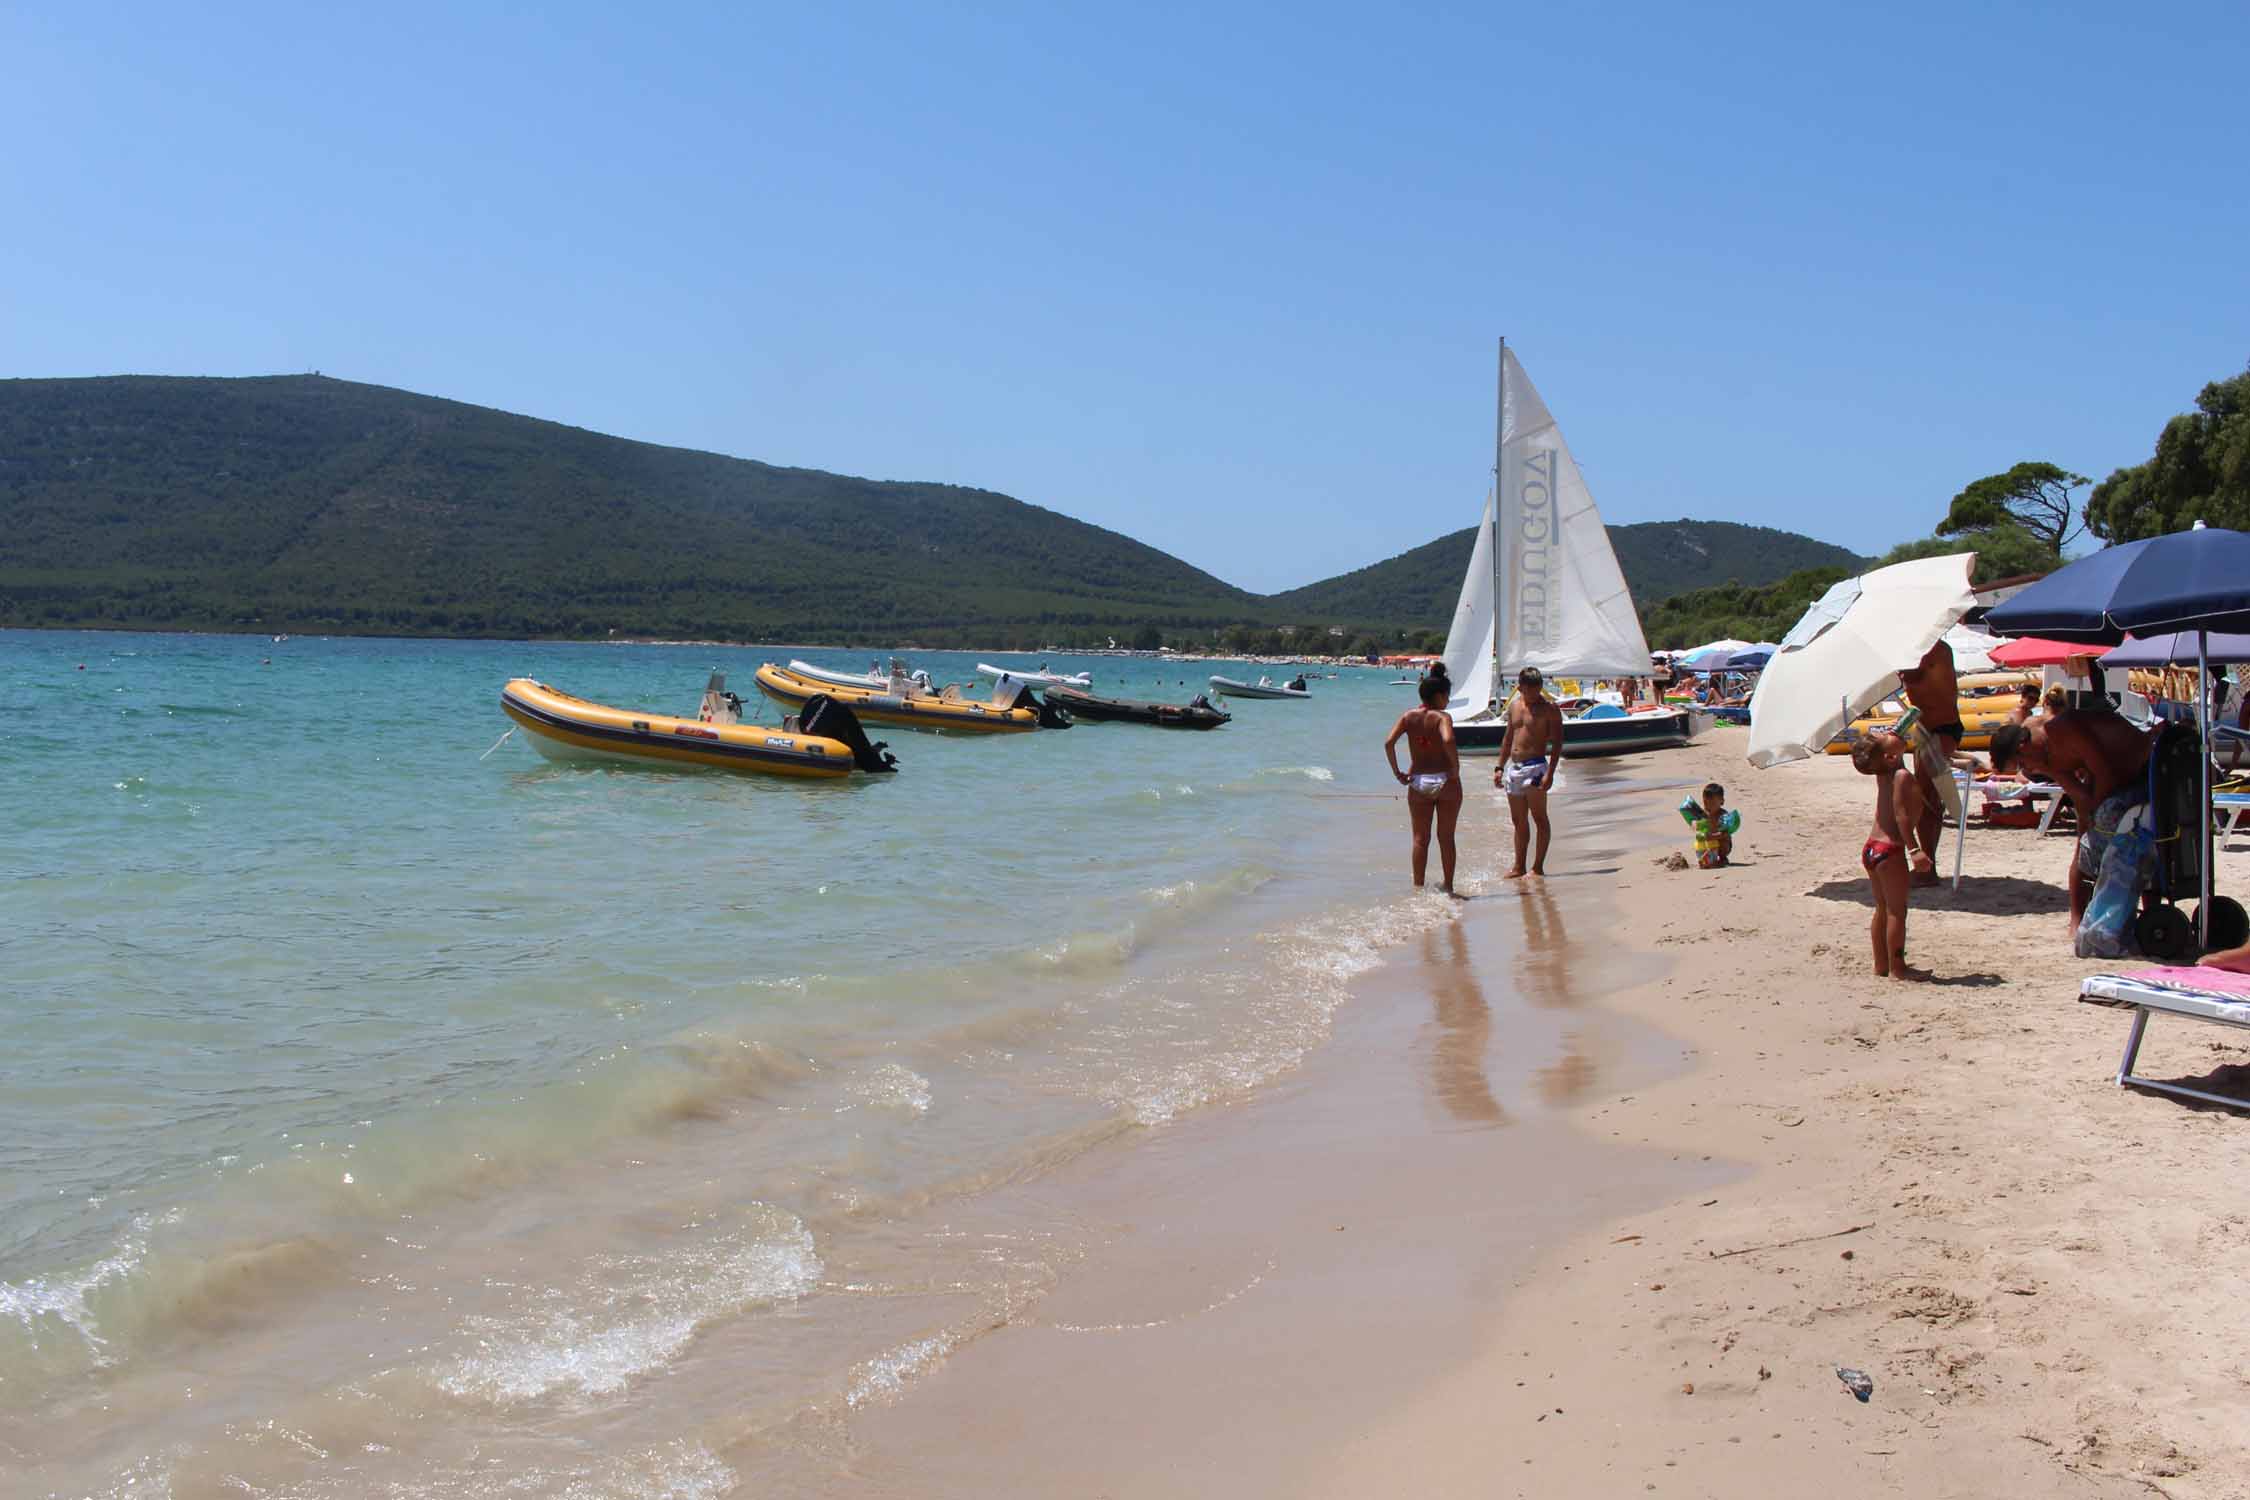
[1496,667,1564,879]
[1382,664,1464,894]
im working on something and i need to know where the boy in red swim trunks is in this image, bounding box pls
[1851,730,1929,980]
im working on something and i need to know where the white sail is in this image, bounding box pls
[1495,347,1655,680]
[1440,489,1498,718]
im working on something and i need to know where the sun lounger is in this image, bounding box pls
[2079,966,2250,1110]
[1973,780,2067,832]
[2216,791,2250,852]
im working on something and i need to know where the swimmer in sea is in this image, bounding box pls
[1383,663,1464,895]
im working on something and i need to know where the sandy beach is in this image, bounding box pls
[805,730,2250,1498]
[1315,730,2250,1499]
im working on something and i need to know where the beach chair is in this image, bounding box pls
[2079,966,2250,1111]
[2217,791,2250,853]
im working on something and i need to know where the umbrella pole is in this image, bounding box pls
[2200,629,2213,948]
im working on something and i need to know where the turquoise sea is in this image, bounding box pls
[2,630,1511,1497]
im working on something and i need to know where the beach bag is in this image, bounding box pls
[2076,807,2155,959]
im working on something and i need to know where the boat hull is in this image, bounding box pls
[500,680,859,778]
[977,663,1091,687]
[754,665,1042,734]
[1042,686,1229,729]
[1208,676,1308,699]
[1456,707,1698,759]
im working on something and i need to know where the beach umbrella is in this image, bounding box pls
[1725,643,1780,670]
[1983,525,2250,643]
[1943,625,2000,674]
[1988,636,2097,669]
[1987,524,2250,946]
[1777,575,1864,651]
[1746,553,1976,769]
[2097,631,2250,669]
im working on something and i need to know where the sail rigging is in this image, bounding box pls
[1494,345,1657,680]
[1438,489,1498,718]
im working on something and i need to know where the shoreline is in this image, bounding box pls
[761,757,1729,1494]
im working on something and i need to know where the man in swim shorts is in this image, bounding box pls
[1990,709,2162,935]
[1495,667,1564,879]
[1382,665,1464,894]
[1897,638,1961,885]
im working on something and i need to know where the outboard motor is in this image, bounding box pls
[697,671,741,725]
[794,693,899,773]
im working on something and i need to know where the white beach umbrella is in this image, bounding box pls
[1942,623,2000,674]
[1746,554,1978,769]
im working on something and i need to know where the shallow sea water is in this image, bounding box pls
[1,631,1512,1497]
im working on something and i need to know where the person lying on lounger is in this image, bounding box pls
[2202,942,2250,974]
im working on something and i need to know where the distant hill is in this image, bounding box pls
[0,375,1266,645]
[0,375,1868,649]
[1268,518,1868,632]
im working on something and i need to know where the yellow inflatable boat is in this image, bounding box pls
[1824,671,2037,755]
[501,676,897,777]
[752,663,1064,735]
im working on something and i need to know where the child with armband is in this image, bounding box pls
[1677,781,1739,868]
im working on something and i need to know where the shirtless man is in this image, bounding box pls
[1382,667,1464,894]
[1989,709,2163,932]
[1494,667,1565,879]
[1897,638,1961,886]
[1851,729,1930,980]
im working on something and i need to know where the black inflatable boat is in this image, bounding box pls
[1042,685,1230,730]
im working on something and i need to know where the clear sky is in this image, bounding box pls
[5,2,2245,593]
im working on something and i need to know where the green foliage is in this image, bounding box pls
[1640,567,1852,650]
[2086,364,2250,542]
[0,375,1273,647]
[1267,518,1866,634]
[1938,462,2087,555]
[1874,521,2055,583]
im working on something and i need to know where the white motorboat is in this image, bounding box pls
[788,658,934,694]
[976,662,1092,687]
[1208,674,1311,699]
[1438,341,1697,759]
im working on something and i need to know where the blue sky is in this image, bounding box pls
[5,2,2245,592]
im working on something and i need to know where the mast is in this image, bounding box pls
[1493,335,1506,705]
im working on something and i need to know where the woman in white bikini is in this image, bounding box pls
[1383,665,1465,895]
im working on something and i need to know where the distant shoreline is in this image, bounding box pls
[2,622,1385,668]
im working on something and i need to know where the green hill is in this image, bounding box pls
[0,375,1265,645]
[1268,518,1867,632]
[0,374,1867,649]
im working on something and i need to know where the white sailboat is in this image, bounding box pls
[1444,342,1698,758]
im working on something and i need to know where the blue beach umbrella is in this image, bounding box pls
[2097,631,2250,669]
[1725,644,1779,670]
[1983,524,2250,643]
[1986,523,2250,946]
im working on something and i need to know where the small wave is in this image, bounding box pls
[0,1210,169,1360]
[846,1330,957,1409]
[846,1062,931,1115]
[1256,765,1334,782]
[437,1205,818,1404]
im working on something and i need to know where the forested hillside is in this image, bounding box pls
[0,374,1866,649]
[0,376,1264,644]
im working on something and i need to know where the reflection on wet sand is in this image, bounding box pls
[1421,923,1504,1125]
[1512,880,1601,1105]
[1512,881,1577,1008]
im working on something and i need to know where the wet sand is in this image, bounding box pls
[759,760,1729,1494]
[771,736,2250,1497]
